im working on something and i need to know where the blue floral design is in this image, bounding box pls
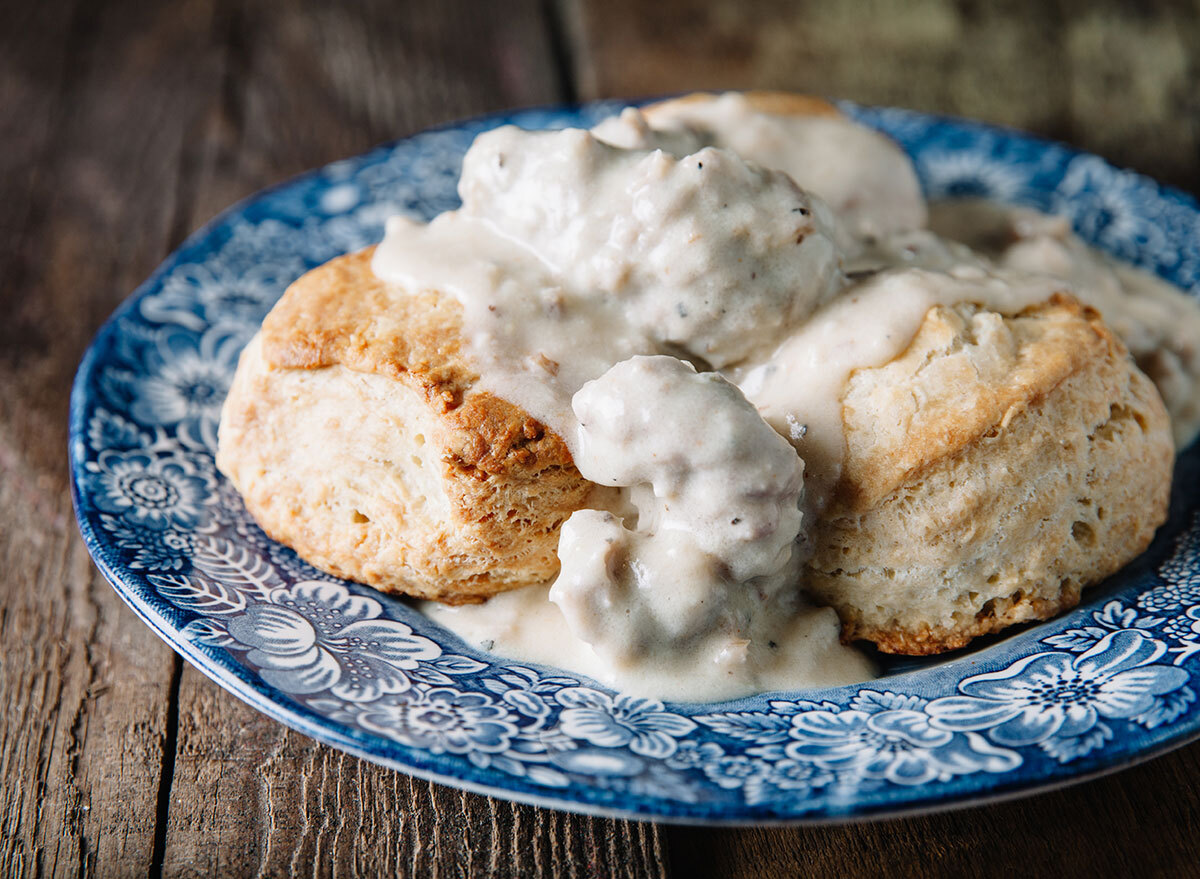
[125,327,244,449]
[88,408,149,452]
[548,747,646,777]
[665,740,725,770]
[1053,155,1171,265]
[556,688,696,758]
[758,756,833,792]
[481,665,577,720]
[351,687,520,754]
[1141,514,1200,614]
[916,149,1033,201]
[927,631,1190,760]
[101,516,196,571]
[196,218,312,274]
[1041,600,1164,654]
[1176,607,1200,641]
[703,755,767,789]
[140,262,296,332]
[227,508,336,582]
[68,99,1200,821]
[86,449,215,532]
[223,580,441,701]
[733,746,837,805]
[786,692,1020,784]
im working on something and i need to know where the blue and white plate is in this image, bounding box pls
[70,101,1200,822]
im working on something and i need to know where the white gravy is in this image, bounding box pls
[376,96,1199,702]
[374,125,844,446]
[423,583,863,701]
[592,94,927,241]
[734,267,1065,512]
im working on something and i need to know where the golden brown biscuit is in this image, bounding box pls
[805,296,1174,654]
[216,248,592,604]
[217,94,1177,657]
[217,94,855,606]
[642,90,841,119]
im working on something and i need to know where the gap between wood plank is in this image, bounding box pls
[148,654,183,879]
[542,0,580,104]
[151,2,247,868]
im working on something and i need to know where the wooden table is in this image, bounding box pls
[4,1,1200,875]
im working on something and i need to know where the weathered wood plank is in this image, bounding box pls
[667,740,1200,877]
[160,2,670,875]
[564,0,1200,193]
[180,0,575,231]
[0,0,228,875]
[164,673,670,878]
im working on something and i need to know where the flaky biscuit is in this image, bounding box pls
[216,248,591,604]
[806,296,1174,654]
[217,95,851,605]
[642,90,841,119]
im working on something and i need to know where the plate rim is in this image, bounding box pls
[68,96,1200,824]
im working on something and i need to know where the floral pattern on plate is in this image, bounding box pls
[71,100,1200,821]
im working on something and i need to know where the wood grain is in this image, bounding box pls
[164,671,668,878]
[564,0,1200,193]
[668,741,1200,878]
[0,0,227,875]
[178,0,572,232]
[0,0,238,874]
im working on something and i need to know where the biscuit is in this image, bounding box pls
[927,199,1200,447]
[805,296,1174,654]
[643,90,841,119]
[216,248,592,604]
[217,96,1178,656]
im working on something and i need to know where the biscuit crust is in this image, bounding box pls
[642,91,840,119]
[217,248,592,604]
[806,297,1174,654]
